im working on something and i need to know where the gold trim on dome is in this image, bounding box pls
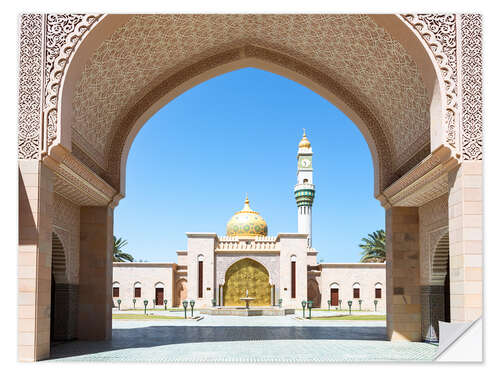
[226,195,268,237]
[299,129,311,149]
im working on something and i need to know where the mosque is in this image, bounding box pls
[112,132,386,311]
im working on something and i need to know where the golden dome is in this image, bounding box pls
[226,196,268,237]
[298,129,311,149]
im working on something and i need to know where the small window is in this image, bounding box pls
[353,288,360,299]
[134,287,141,298]
[375,288,382,299]
[113,287,119,297]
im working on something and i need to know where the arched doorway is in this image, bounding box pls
[425,232,451,342]
[174,279,187,307]
[307,279,321,308]
[50,232,69,344]
[223,258,271,306]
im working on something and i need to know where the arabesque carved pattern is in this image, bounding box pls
[403,14,458,148]
[460,14,482,160]
[18,14,43,159]
[44,13,101,149]
[72,14,430,190]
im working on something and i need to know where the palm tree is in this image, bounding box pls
[113,236,134,262]
[359,229,386,263]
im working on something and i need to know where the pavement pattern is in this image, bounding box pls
[49,314,438,363]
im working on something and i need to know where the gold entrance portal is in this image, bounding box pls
[223,258,271,306]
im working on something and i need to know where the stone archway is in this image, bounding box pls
[174,279,187,307]
[17,13,484,361]
[223,258,271,307]
[307,279,321,308]
[50,232,70,343]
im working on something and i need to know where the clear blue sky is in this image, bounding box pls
[114,67,384,263]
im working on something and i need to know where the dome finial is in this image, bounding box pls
[243,193,251,210]
[299,129,311,149]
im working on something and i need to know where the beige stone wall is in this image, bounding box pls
[278,234,309,308]
[112,263,175,310]
[319,264,386,312]
[186,234,217,307]
[448,161,482,322]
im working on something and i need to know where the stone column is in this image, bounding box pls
[386,207,421,341]
[78,206,114,340]
[18,160,54,361]
[448,161,482,322]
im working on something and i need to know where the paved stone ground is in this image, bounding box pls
[49,315,438,362]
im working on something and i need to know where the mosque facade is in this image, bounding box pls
[112,132,386,311]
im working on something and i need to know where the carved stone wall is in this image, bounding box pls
[403,14,458,149]
[418,194,449,342]
[460,14,483,160]
[18,14,43,159]
[52,193,80,285]
[70,14,431,190]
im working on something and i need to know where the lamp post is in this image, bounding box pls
[143,300,148,315]
[307,300,313,319]
[278,298,282,308]
[182,300,188,319]
[359,299,363,311]
[153,299,156,310]
[133,298,136,310]
[327,299,331,311]
[190,300,195,317]
[339,299,342,310]
[301,300,307,318]
[117,299,121,311]
[347,300,352,315]
[374,299,378,312]
[164,299,168,310]
[212,298,216,307]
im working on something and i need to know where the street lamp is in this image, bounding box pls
[212,298,217,307]
[374,299,378,312]
[301,300,307,318]
[307,300,313,320]
[338,299,342,311]
[347,300,352,315]
[182,300,188,319]
[132,298,136,310]
[327,299,331,311]
[153,299,156,310]
[143,299,148,315]
[117,299,121,311]
[189,300,195,317]
[359,299,363,311]
[164,299,168,310]
[278,298,282,308]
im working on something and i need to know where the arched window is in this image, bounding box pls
[291,255,297,298]
[352,282,360,299]
[197,255,204,298]
[134,281,142,298]
[375,282,382,299]
[112,282,120,298]
[303,178,308,183]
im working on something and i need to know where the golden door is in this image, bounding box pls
[223,258,271,306]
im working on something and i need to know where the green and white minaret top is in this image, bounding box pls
[294,130,315,247]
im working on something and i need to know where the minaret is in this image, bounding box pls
[294,129,315,247]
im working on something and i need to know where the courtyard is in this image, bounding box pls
[48,311,437,362]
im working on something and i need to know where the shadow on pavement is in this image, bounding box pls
[49,325,387,359]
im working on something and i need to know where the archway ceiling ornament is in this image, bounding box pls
[70,14,431,189]
[21,13,482,203]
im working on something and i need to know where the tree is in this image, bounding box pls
[359,229,386,263]
[113,236,134,262]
